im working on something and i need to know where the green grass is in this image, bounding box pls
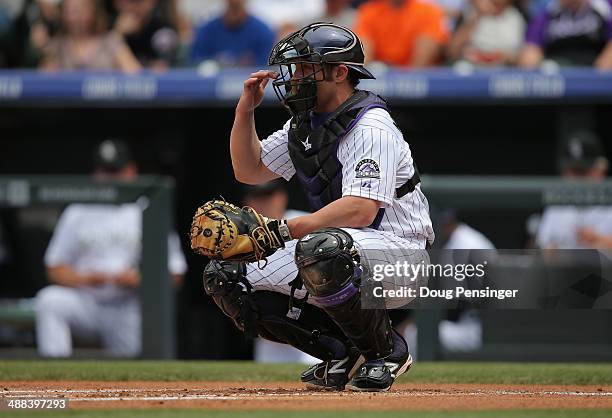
[5,410,612,418]
[1,360,612,385]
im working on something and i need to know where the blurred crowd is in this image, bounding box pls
[0,0,611,72]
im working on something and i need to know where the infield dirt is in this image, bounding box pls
[2,381,612,411]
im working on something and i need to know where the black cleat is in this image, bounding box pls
[301,348,364,391]
[346,329,413,392]
[345,361,394,392]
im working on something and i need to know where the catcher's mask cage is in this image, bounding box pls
[268,22,375,116]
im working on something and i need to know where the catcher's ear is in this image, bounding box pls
[334,65,349,83]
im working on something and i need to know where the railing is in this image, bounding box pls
[0,68,611,105]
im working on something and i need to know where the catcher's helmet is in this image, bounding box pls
[268,22,374,115]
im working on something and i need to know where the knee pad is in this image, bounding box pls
[203,259,246,296]
[203,260,254,334]
[294,228,360,307]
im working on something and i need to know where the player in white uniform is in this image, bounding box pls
[203,23,433,392]
[36,140,187,357]
[437,211,496,353]
[536,132,612,250]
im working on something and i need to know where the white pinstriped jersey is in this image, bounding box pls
[261,107,435,247]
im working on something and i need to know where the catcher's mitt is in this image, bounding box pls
[190,199,291,264]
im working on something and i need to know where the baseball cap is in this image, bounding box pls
[559,131,606,171]
[93,139,131,172]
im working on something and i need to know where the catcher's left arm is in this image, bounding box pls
[190,199,292,264]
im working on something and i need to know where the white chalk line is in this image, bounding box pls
[73,395,243,402]
[2,388,612,402]
[6,388,205,394]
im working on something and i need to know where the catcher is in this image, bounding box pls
[191,23,434,392]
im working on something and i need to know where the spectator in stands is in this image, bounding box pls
[190,0,274,68]
[0,0,50,67]
[0,0,21,67]
[111,0,179,70]
[436,0,468,29]
[518,0,612,69]
[297,0,357,33]
[448,0,526,66]
[0,0,63,68]
[40,0,140,72]
[167,0,194,53]
[28,0,62,65]
[35,139,187,358]
[354,0,450,68]
[249,0,325,38]
[536,131,612,249]
[176,0,225,28]
[522,0,553,18]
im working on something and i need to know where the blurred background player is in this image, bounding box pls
[441,209,496,251]
[240,180,316,364]
[35,138,187,358]
[536,131,612,250]
[438,210,495,353]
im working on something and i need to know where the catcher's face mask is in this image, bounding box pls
[269,23,375,116]
[268,34,325,116]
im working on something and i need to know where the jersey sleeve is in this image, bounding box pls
[44,206,80,267]
[167,231,187,275]
[338,120,400,207]
[534,207,572,249]
[260,119,295,181]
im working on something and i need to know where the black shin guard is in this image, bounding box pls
[295,228,394,360]
[323,293,393,360]
[203,260,351,360]
[252,291,351,360]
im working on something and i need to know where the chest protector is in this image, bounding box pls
[288,90,385,211]
[288,90,420,215]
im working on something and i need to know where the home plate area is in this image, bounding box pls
[2,381,612,411]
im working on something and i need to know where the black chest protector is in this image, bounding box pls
[287,90,420,217]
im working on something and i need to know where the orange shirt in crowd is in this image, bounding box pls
[354,0,450,66]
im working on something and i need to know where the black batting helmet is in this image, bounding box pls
[268,22,374,115]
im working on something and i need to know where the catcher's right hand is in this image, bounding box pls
[190,199,292,264]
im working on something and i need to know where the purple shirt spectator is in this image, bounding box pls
[525,0,612,65]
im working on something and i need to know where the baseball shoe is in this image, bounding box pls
[301,347,364,391]
[345,329,413,392]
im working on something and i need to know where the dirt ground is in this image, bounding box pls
[1,381,612,410]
